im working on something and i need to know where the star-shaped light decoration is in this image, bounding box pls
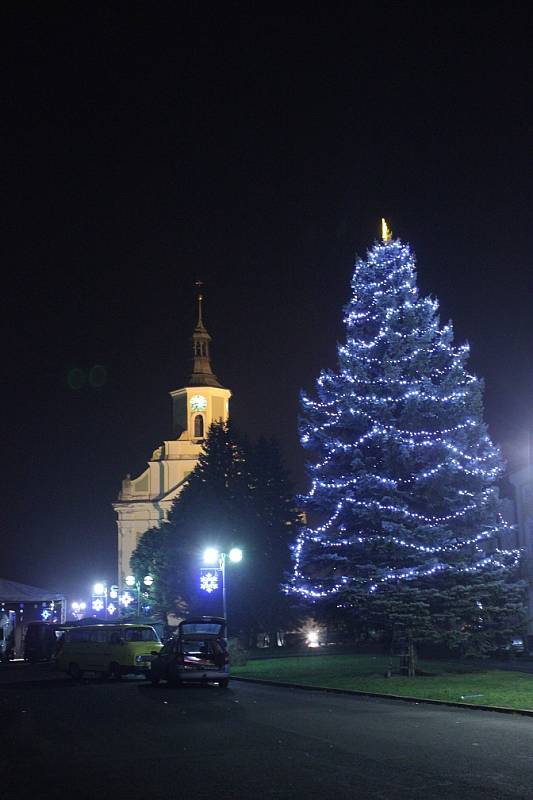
[120,592,133,607]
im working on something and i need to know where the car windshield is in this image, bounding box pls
[122,627,158,642]
[181,623,223,636]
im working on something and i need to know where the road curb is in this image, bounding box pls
[231,676,533,717]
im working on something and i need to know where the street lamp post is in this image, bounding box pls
[220,553,227,623]
[92,582,108,619]
[203,547,243,625]
[125,575,153,617]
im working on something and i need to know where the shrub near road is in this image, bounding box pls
[233,654,533,710]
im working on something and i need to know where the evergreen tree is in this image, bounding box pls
[130,524,187,619]
[132,421,298,643]
[246,437,301,643]
[249,437,298,573]
[132,420,249,620]
[289,233,524,653]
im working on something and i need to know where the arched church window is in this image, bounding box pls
[194,414,204,438]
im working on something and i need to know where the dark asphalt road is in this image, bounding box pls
[1,663,532,799]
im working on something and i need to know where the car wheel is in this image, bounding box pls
[68,662,82,680]
[218,679,229,688]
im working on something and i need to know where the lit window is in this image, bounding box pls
[194,415,204,438]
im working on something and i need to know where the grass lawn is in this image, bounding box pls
[233,654,533,710]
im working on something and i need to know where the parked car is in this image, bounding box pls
[56,624,163,678]
[499,637,526,655]
[150,616,229,687]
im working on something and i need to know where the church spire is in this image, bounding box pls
[196,286,205,328]
[189,283,222,387]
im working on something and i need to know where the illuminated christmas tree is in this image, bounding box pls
[289,223,524,652]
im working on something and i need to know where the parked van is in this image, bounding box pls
[56,624,163,679]
[24,621,70,663]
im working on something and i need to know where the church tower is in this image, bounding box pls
[113,293,231,585]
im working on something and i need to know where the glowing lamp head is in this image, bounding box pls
[143,575,154,587]
[80,602,86,610]
[307,630,319,647]
[229,547,243,563]
[203,547,219,565]
[125,575,136,587]
[93,582,105,595]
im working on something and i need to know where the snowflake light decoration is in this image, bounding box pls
[200,569,219,594]
[92,598,104,612]
[107,603,117,615]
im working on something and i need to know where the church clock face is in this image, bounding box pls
[190,394,207,412]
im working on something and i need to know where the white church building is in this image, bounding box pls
[113,295,231,585]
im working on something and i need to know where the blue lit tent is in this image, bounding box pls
[0,578,67,655]
[0,578,66,605]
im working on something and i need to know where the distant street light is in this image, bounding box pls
[201,548,243,625]
[92,583,108,618]
[71,601,87,620]
[124,575,153,617]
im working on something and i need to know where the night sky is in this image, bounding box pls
[3,6,532,598]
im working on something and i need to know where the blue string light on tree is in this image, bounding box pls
[287,222,524,649]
